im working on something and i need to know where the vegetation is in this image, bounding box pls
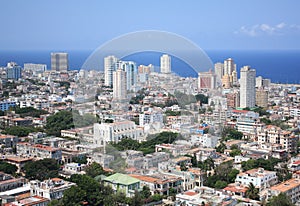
[195,94,209,105]
[0,161,18,175]
[241,158,281,171]
[204,161,238,189]
[260,118,289,130]
[267,193,295,206]
[165,110,181,116]
[85,162,108,178]
[111,131,181,154]
[246,183,259,200]
[221,127,243,141]
[2,126,42,137]
[72,155,88,164]
[45,110,96,136]
[13,106,48,118]
[23,159,60,180]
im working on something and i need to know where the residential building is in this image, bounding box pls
[16,143,62,161]
[0,172,26,193]
[51,52,68,71]
[118,61,137,90]
[160,54,171,73]
[104,55,118,87]
[4,196,50,206]
[256,88,269,108]
[24,63,47,76]
[6,63,22,80]
[214,62,224,82]
[129,174,182,196]
[0,101,16,111]
[113,69,127,100]
[0,135,18,148]
[198,69,217,90]
[267,178,300,204]
[30,178,75,200]
[235,168,277,191]
[240,66,256,108]
[103,173,141,197]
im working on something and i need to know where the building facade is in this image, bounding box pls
[160,54,171,73]
[51,52,68,71]
[240,66,256,108]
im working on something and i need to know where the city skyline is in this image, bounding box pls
[1,0,300,51]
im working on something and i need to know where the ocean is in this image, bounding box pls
[0,49,299,84]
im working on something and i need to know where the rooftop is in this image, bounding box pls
[270,178,300,193]
[104,173,139,185]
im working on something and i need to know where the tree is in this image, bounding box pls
[216,142,226,153]
[141,186,151,199]
[62,186,86,206]
[214,180,227,189]
[85,162,106,178]
[45,110,74,136]
[229,149,242,157]
[267,193,295,206]
[228,169,239,183]
[0,161,18,175]
[246,183,259,200]
[2,126,42,137]
[23,159,59,180]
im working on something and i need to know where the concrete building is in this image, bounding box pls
[0,135,18,148]
[160,54,171,73]
[24,63,47,76]
[235,168,277,191]
[198,70,217,90]
[51,52,68,71]
[257,125,298,153]
[113,69,127,100]
[6,62,22,80]
[214,62,224,82]
[0,101,16,111]
[103,173,141,197]
[267,178,300,204]
[104,55,118,87]
[226,92,240,108]
[0,172,26,193]
[240,66,256,108]
[93,121,144,145]
[118,61,137,90]
[224,58,236,76]
[256,88,269,108]
[16,143,62,161]
[30,178,75,200]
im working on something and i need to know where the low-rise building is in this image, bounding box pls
[267,178,300,204]
[103,173,141,197]
[0,135,18,148]
[235,168,277,191]
[16,143,62,161]
[0,172,26,193]
[30,178,75,200]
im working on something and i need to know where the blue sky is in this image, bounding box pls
[1,0,300,50]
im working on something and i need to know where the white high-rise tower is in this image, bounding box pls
[118,61,137,90]
[113,69,127,100]
[240,66,256,108]
[104,55,118,87]
[160,54,171,73]
[224,58,236,76]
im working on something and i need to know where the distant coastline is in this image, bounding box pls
[0,49,299,84]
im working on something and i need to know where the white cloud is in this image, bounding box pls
[236,22,299,37]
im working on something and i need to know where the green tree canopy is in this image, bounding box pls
[267,193,295,206]
[23,159,60,180]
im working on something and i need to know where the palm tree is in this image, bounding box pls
[246,183,260,200]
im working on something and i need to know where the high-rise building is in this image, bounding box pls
[198,69,217,90]
[224,58,236,76]
[256,89,268,108]
[222,74,231,89]
[104,55,118,87]
[214,62,224,81]
[24,63,47,76]
[113,69,127,100]
[226,92,240,108]
[240,66,256,108]
[118,61,137,90]
[51,53,68,71]
[6,62,22,80]
[160,54,171,73]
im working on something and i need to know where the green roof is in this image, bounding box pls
[104,173,140,185]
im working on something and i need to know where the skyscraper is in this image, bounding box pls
[214,62,224,82]
[113,69,127,100]
[198,69,217,90]
[160,54,171,73]
[104,55,118,87]
[240,66,256,108]
[6,62,22,80]
[224,58,236,76]
[51,52,68,71]
[118,61,137,90]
